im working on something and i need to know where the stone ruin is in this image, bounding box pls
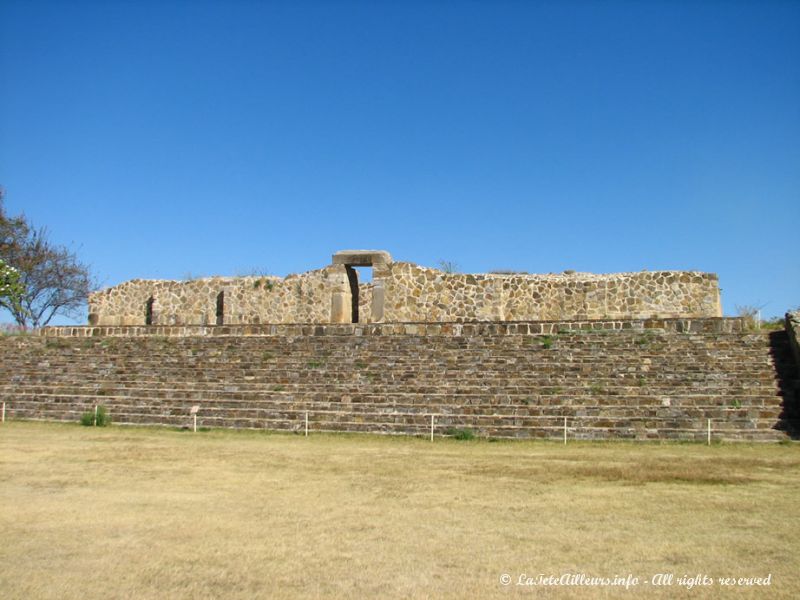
[88,250,722,327]
[8,251,798,442]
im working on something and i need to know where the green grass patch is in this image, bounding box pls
[79,405,111,427]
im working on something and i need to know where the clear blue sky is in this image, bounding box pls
[1,0,798,324]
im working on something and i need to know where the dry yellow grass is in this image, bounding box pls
[1,422,798,599]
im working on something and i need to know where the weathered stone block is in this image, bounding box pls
[332,250,392,266]
[330,292,350,324]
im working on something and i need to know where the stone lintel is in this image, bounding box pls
[332,250,393,267]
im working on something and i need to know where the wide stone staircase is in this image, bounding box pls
[1,319,798,441]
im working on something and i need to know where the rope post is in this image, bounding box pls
[193,414,197,433]
[563,416,567,445]
[430,414,435,442]
[1,401,5,423]
[93,405,98,427]
[305,411,309,437]
[707,419,711,446]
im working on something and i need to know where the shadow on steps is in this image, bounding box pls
[770,330,800,439]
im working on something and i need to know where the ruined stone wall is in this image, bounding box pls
[89,260,721,325]
[377,263,721,322]
[89,266,352,326]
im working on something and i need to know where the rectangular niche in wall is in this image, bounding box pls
[145,297,154,326]
[216,291,224,325]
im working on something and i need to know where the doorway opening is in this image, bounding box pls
[216,291,225,325]
[345,266,359,324]
[332,250,391,325]
[344,266,373,324]
[145,296,154,326]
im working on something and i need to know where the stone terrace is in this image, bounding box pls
[1,317,797,441]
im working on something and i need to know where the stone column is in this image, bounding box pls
[371,282,385,322]
[331,292,350,323]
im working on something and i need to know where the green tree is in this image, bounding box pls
[0,258,24,313]
[0,190,94,328]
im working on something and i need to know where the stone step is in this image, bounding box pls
[6,398,787,427]
[2,325,796,441]
[3,392,785,411]
[3,397,786,426]
[1,386,786,405]
[7,406,789,442]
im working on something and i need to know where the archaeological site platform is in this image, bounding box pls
[2,250,798,441]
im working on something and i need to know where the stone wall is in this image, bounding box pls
[89,253,721,326]
[358,283,373,324]
[39,317,747,339]
[89,266,357,326]
[376,262,721,322]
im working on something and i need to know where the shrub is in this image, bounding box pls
[759,316,785,331]
[253,278,274,291]
[736,304,761,331]
[80,405,111,427]
[736,305,786,331]
[446,427,476,440]
[437,260,460,274]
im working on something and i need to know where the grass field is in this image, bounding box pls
[1,422,798,599]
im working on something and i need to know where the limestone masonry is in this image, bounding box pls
[89,250,722,326]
